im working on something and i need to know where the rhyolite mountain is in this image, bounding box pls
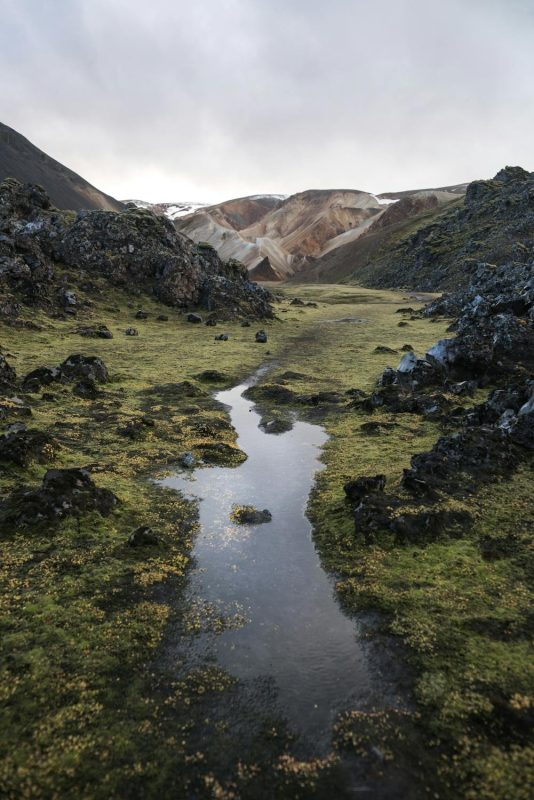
[171,186,465,280]
[0,121,123,212]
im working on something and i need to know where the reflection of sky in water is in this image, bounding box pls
[160,375,377,750]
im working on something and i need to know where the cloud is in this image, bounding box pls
[1,0,533,201]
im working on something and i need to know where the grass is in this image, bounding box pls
[1,282,532,798]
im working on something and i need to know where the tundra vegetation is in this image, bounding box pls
[1,173,533,799]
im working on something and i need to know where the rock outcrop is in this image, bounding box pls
[0,179,273,319]
[344,215,534,545]
[334,166,534,291]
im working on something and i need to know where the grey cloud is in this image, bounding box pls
[1,0,533,201]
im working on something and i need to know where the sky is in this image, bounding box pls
[1,0,533,203]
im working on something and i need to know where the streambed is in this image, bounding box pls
[160,369,404,755]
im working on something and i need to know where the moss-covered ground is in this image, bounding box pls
[1,283,532,798]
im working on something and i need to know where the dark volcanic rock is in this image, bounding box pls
[0,427,59,467]
[0,179,273,318]
[73,379,99,400]
[128,525,159,546]
[232,505,272,524]
[0,353,16,390]
[255,330,268,343]
[59,354,109,383]
[0,467,118,528]
[74,323,113,339]
[195,370,229,383]
[344,474,386,504]
[187,313,202,323]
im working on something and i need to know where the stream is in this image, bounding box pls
[159,369,405,756]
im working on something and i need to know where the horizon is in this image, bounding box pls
[2,0,534,203]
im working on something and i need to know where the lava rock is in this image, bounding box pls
[73,379,99,400]
[179,452,195,469]
[60,355,109,383]
[187,313,202,324]
[232,505,272,524]
[0,467,118,528]
[125,327,138,336]
[344,475,386,504]
[195,370,228,383]
[128,526,159,547]
[0,427,59,467]
[74,324,113,339]
[255,330,268,343]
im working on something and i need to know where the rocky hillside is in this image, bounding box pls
[320,166,534,290]
[175,187,463,280]
[0,121,123,212]
[0,178,272,320]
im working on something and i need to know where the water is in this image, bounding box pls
[159,370,392,753]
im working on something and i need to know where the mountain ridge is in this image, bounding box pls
[0,121,123,212]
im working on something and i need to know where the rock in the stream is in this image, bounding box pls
[231,505,272,524]
[128,525,159,547]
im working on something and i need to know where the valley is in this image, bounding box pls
[1,273,531,799]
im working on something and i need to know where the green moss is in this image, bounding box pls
[1,283,531,798]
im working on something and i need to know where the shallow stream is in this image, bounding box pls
[160,369,402,754]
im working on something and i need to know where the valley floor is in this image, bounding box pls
[0,285,532,799]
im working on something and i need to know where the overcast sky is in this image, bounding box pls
[1,0,533,203]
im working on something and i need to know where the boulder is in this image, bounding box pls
[74,324,113,339]
[0,427,59,467]
[59,354,109,383]
[0,467,118,528]
[128,525,159,546]
[0,354,16,390]
[187,313,202,324]
[344,474,386,504]
[255,330,268,343]
[125,327,138,336]
[73,379,99,399]
[195,370,228,383]
[179,452,195,469]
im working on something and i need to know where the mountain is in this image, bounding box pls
[319,166,534,291]
[173,186,464,280]
[0,122,123,212]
